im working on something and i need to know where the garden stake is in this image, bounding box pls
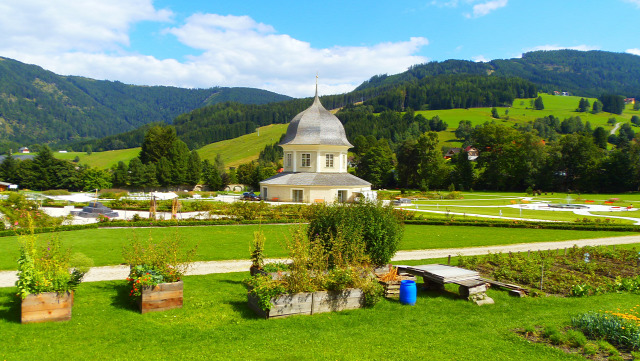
[540,264,544,291]
[447,255,451,265]
[564,248,567,256]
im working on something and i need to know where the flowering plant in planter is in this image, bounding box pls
[122,230,197,300]
[15,218,89,299]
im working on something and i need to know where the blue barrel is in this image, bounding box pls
[399,280,417,305]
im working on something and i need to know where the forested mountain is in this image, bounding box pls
[0,56,290,151]
[356,50,640,98]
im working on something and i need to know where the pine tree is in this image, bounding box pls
[534,96,544,110]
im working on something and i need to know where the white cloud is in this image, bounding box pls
[0,0,172,53]
[0,5,430,97]
[472,55,488,62]
[465,0,508,18]
[523,44,600,53]
[626,48,640,56]
[623,0,640,7]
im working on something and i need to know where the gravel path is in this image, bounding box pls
[2,235,639,288]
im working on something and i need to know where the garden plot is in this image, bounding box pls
[458,245,640,297]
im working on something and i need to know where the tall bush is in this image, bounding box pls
[307,200,404,266]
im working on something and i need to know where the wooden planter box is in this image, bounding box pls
[378,275,417,298]
[140,281,183,314]
[247,288,364,319]
[21,291,73,324]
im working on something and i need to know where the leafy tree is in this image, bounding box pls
[558,133,603,192]
[168,139,190,185]
[592,127,608,149]
[415,132,449,190]
[599,94,625,115]
[534,96,544,110]
[592,100,603,113]
[127,158,145,189]
[491,107,499,118]
[155,157,172,187]
[185,151,202,187]
[631,115,640,126]
[577,98,590,112]
[202,160,222,191]
[455,120,474,143]
[111,161,129,187]
[139,125,178,164]
[214,154,225,173]
[81,168,112,191]
[451,150,475,191]
[0,153,18,184]
[618,123,635,142]
[357,140,395,189]
[634,101,640,111]
[236,162,256,187]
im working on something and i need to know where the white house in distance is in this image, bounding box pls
[259,85,373,203]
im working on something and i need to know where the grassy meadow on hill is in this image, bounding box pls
[54,147,141,169]
[51,94,639,169]
[196,123,288,168]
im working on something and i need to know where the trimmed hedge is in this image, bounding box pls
[0,223,99,237]
[98,218,306,228]
[405,218,640,232]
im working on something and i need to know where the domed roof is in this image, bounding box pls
[280,90,353,147]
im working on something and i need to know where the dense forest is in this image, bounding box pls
[356,50,640,99]
[0,56,291,152]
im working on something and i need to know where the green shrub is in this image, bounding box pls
[307,200,404,266]
[42,189,71,196]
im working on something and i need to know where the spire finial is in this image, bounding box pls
[315,73,319,99]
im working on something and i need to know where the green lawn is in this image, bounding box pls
[54,148,141,169]
[0,272,637,360]
[0,224,635,270]
[197,123,288,168]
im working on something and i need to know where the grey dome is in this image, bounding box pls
[280,94,353,147]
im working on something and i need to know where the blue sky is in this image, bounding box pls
[1,0,639,97]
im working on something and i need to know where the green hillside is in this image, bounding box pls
[53,124,288,170]
[54,148,141,169]
[197,123,288,168]
[356,50,640,98]
[0,56,290,151]
[419,94,637,149]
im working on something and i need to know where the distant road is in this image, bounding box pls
[611,122,621,135]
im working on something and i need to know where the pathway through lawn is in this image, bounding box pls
[1,234,638,287]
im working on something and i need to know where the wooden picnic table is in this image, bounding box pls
[397,264,494,305]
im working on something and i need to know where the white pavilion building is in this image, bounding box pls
[259,87,373,203]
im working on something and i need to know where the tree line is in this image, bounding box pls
[350,118,640,193]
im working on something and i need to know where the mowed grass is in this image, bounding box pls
[411,206,635,223]
[0,224,635,270]
[54,148,141,169]
[197,123,288,167]
[0,272,638,360]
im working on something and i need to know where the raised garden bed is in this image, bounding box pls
[21,291,73,324]
[247,288,364,319]
[140,281,183,314]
